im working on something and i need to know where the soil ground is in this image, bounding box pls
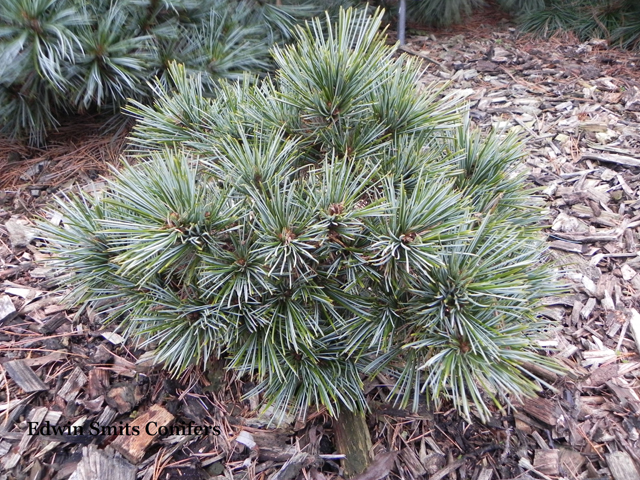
[1,4,640,480]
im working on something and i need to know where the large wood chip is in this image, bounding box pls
[4,360,48,392]
[39,312,68,334]
[621,264,637,281]
[68,445,135,480]
[519,397,559,426]
[110,405,174,464]
[552,232,619,243]
[584,363,619,387]
[582,152,640,168]
[606,452,640,480]
[57,367,88,402]
[86,369,110,399]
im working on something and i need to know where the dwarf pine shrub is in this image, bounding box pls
[0,0,348,145]
[42,8,561,422]
[518,0,640,48]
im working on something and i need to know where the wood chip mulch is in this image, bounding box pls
[2,13,640,480]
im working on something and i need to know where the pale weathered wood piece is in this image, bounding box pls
[57,367,88,402]
[68,445,135,480]
[0,295,16,323]
[4,359,48,392]
[582,152,640,168]
[477,468,493,480]
[606,452,640,480]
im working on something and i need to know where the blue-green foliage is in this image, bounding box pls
[42,9,562,422]
[0,0,349,144]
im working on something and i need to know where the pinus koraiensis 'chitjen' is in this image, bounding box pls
[42,7,561,439]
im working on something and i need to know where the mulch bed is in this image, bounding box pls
[1,7,640,480]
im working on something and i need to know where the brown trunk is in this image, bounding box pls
[333,408,372,478]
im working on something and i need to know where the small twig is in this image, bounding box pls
[518,457,554,480]
[499,66,519,83]
[512,116,540,139]
[435,425,461,451]
[397,45,448,70]
[406,429,434,444]
[0,348,88,358]
[575,422,604,462]
[598,252,638,258]
[152,447,171,480]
